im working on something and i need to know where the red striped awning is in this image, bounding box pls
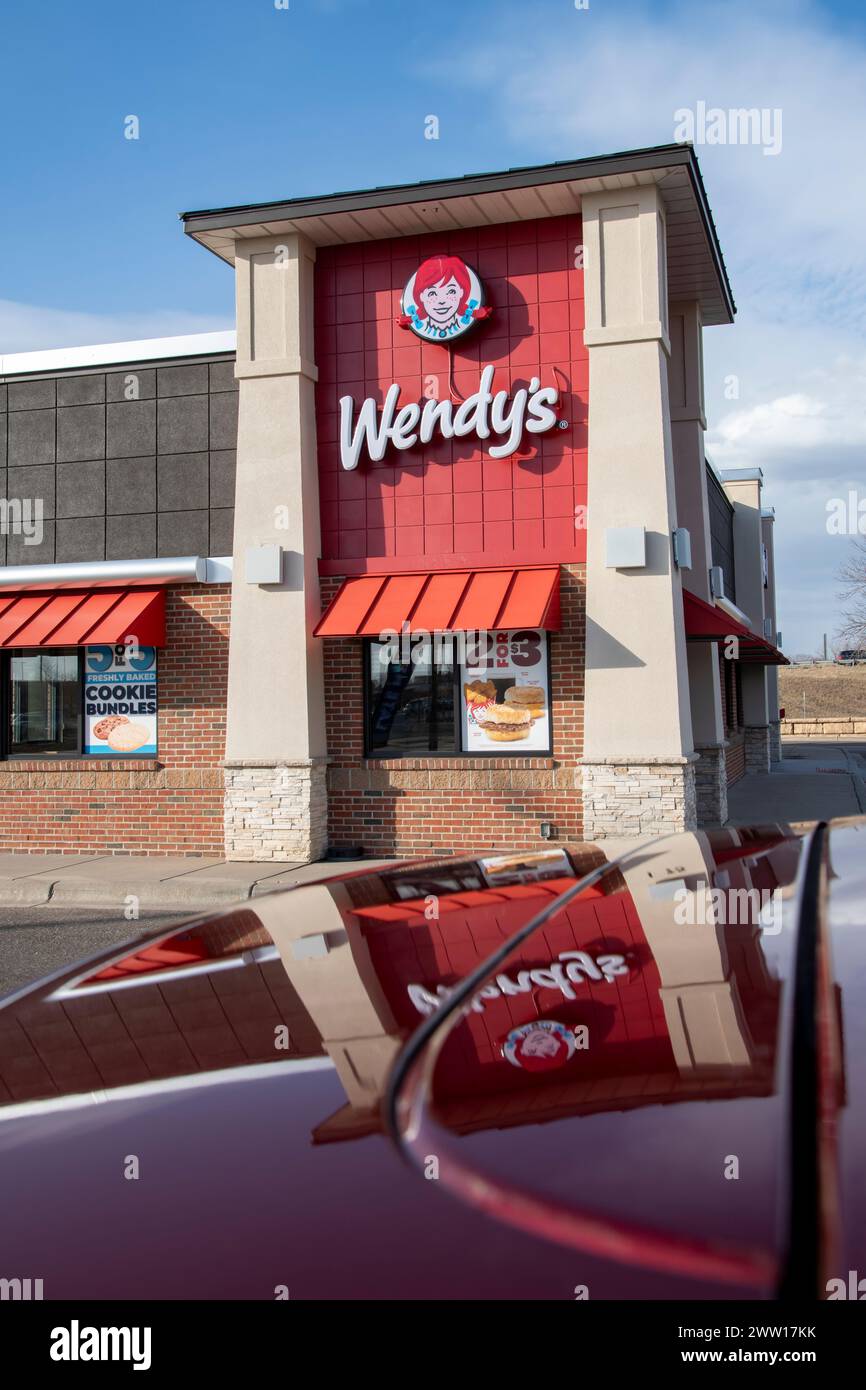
[0,589,166,648]
[683,590,787,665]
[314,567,561,637]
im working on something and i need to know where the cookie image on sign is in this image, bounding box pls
[92,715,129,741]
[106,722,152,753]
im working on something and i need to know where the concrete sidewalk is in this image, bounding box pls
[0,852,383,910]
[726,738,866,826]
[2,738,864,911]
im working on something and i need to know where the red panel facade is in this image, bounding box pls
[315,214,587,575]
[360,889,674,1099]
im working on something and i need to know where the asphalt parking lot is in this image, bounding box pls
[0,904,188,998]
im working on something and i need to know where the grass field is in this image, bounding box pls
[779,664,866,719]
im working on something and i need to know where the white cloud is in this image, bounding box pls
[461,0,866,651]
[709,366,866,464]
[0,299,231,355]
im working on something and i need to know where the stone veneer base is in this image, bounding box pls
[224,759,328,862]
[769,719,782,763]
[581,756,697,839]
[743,725,772,775]
[693,744,728,828]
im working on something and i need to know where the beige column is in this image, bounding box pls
[669,300,726,825]
[581,185,696,838]
[722,470,771,774]
[224,233,328,860]
[762,511,782,761]
[619,833,756,1071]
[256,882,400,1116]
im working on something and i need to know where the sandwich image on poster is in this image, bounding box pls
[461,629,550,753]
[84,645,158,757]
[479,849,574,887]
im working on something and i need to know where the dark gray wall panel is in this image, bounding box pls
[106,456,156,515]
[0,354,236,563]
[8,409,55,466]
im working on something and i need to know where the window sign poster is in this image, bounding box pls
[84,645,158,756]
[460,629,551,753]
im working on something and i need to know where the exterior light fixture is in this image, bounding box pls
[245,544,283,585]
[604,526,646,569]
[709,565,726,599]
[672,527,692,570]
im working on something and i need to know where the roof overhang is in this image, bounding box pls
[182,143,734,326]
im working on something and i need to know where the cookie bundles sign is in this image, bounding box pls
[84,644,158,757]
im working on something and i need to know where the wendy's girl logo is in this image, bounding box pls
[399,254,492,343]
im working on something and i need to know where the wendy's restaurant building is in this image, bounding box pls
[0,143,786,862]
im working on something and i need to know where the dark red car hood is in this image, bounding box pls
[0,822,862,1300]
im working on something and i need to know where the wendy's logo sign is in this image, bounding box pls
[399,254,492,343]
[502,1020,576,1072]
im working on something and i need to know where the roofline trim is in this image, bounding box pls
[181,144,694,227]
[0,331,236,379]
[180,144,734,321]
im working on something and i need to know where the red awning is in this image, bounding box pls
[683,590,787,665]
[314,567,561,637]
[0,589,166,648]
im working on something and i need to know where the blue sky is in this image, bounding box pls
[2,0,865,653]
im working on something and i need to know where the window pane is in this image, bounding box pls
[367,640,455,755]
[9,650,80,755]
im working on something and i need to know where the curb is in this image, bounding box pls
[0,878,289,913]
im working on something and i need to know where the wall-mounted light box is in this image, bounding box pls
[672,527,692,570]
[245,544,283,585]
[605,526,646,569]
[709,566,726,599]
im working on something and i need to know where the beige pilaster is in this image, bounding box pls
[224,233,328,860]
[762,511,782,761]
[721,470,771,772]
[669,299,726,823]
[619,833,756,1071]
[581,185,696,837]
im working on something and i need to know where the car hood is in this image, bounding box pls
[1,822,862,1300]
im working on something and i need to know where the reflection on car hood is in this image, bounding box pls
[0,822,862,1300]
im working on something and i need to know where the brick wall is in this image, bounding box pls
[323,564,585,855]
[0,583,230,855]
[718,649,746,786]
[725,735,746,786]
